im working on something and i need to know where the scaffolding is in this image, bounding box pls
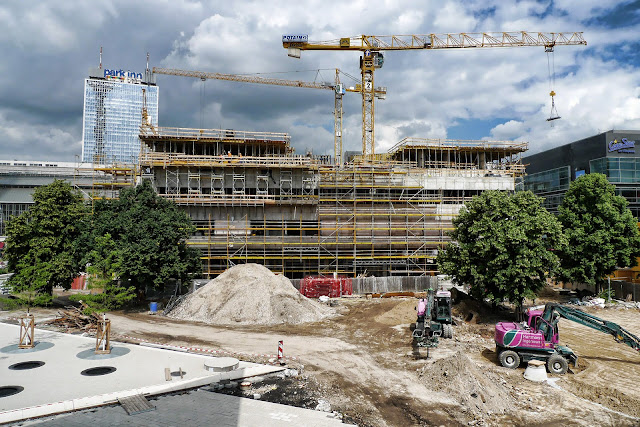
[132,126,528,278]
[90,164,137,200]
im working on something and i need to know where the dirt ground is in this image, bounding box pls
[3,294,640,426]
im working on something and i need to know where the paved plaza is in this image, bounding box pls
[0,322,343,425]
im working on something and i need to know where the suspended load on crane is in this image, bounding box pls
[546,45,561,122]
[547,90,561,122]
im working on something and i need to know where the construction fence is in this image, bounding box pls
[291,275,438,295]
[561,280,640,303]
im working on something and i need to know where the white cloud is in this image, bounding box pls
[0,112,81,160]
[0,2,118,52]
[433,2,477,31]
[0,0,639,162]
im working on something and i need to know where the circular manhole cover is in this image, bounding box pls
[0,386,24,398]
[81,366,117,376]
[8,361,45,370]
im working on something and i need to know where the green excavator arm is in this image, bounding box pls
[542,303,640,353]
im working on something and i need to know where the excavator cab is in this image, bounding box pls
[412,289,454,347]
[434,290,452,324]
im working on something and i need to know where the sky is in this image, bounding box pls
[0,0,639,161]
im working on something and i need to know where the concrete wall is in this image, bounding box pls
[415,173,514,191]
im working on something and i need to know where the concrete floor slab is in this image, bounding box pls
[25,389,347,427]
[0,323,283,423]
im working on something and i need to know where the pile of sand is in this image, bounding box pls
[420,351,513,418]
[169,264,333,325]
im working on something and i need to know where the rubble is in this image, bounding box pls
[43,304,101,333]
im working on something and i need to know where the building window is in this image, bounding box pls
[589,157,640,184]
[81,79,158,165]
[522,166,570,193]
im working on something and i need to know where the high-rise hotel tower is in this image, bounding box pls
[81,65,158,164]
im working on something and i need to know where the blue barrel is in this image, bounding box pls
[149,302,158,313]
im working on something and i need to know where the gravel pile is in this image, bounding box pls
[420,351,513,418]
[169,264,332,325]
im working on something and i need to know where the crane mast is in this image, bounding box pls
[283,31,587,159]
[152,67,386,165]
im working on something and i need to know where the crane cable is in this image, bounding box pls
[546,46,560,122]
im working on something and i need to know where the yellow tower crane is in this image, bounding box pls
[283,31,587,159]
[152,67,386,165]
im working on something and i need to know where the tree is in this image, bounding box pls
[88,180,201,298]
[437,190,566,307]
[4,180,88,303]
[69,233,136,313]
[556,173,640,291]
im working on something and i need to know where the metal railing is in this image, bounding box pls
[388,137,528,154]
[140,152,318,168]
[140,126,291,144]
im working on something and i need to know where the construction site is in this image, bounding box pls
[2,266,640,426]
[4,30,640,427]
[73,32,593,280]
[136,125,526,278]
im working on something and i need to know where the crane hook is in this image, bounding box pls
[547,90,561,122]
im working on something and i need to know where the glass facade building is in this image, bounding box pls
[522,130,640,217]
[589,157,640,184]
[519,166,570,212]
[81,78,158,165]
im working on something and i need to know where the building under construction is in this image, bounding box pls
[137,125,526,279]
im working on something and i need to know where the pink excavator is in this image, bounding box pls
[495,303,640,374]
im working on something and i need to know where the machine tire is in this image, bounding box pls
[546,354,568,375]
[498,350,521,369]
[444,324,453,339]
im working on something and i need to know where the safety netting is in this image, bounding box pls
[299,276,353,298]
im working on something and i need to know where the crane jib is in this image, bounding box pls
[282,31,586,158]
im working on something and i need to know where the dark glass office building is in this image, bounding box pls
[521,130,640,218]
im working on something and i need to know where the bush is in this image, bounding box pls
[68,282,136,314]
[0,296,24,311]
[597,287,615,302]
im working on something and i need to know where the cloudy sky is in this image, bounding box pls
[0,0,639,161]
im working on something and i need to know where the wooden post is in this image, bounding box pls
[18,314,35,349]
[95,316,111,354]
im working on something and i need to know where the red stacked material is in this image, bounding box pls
[71,275,87,290]
[299,276,353,298]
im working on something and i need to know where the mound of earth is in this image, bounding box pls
[169,264,332,325]
[453,298,508,324]
[420,351,513,418]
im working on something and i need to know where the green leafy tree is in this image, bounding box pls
[4,180,88,303]
[437,190,566,307]
[556,173,640,291]
[88,180,201,298]
[70,233,136,313]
